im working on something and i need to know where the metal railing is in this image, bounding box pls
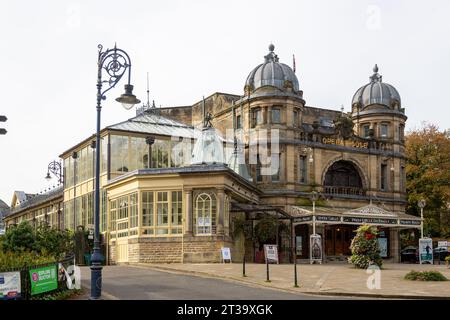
[323,186,366,196]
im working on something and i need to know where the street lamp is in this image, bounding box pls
[310,191,319,235]
[45,160,63,185]
[91,43,140,300]
[418,199,426,238]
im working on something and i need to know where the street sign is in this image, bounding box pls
[310,234,323,264]
[0,272,21,300]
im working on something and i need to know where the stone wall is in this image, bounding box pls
[109,235,235,264]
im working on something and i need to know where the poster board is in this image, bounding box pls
[419,238,433,264]
[0,271,21,300]
[309,234,322,264]
[221,247,232,263]
[377,238,388,258]
[264,244,279,264]
[30,265,58,295]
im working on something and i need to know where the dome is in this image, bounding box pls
[245,44,299,93]
[191,126,225,165]
[352,65,401,109]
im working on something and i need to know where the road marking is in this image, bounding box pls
[314,267,336,289]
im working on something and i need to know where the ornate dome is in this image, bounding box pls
[245,44,299,93]
[352,65,401,109]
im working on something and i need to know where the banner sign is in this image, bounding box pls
[30,265,58,295]
[316,215,341,222]
[0,271,21,300]
[419,238,433,264]
[221,247,231,263]
[399,219,421,226]
[377,238,388,258]
[293,216,312,223]
[343,216,397,225]
[309,234,323,264]
[264,244,279,264]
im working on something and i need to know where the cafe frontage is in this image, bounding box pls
[290,204,422,262]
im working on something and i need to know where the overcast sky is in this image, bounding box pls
[0,0,449,204]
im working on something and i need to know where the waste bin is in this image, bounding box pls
[84,253,91,266]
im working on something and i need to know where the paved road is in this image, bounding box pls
[79,265,338,300]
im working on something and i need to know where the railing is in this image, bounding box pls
[323,186,366,196]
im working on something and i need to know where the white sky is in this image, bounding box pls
[0,0,449,204]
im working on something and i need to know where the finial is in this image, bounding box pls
[269,43,275,52]
[373,64,379,73]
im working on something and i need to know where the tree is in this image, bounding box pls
[405,123,450,237]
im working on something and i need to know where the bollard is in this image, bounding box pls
[266,259,270,282]
[294,259,298,287]
[242,255,246,277]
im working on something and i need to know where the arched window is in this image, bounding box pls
[195,192,217,235]
[324,160,364,195]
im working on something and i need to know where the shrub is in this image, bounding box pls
[1,221,74,259]
[405,270,448,281]
[2,222,36,252]
[0,250,56,272]
[349,225,383,269]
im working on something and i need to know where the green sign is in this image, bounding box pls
[29,265,58,295]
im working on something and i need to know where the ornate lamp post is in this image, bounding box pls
[91,44,140,300]
[310,191,319,235]
[45,160,64,185]
[418,199,426,238]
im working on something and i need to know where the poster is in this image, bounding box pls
[295,236,302,256]
[419,238,433,264]
[221,247,231,262]
[377,238,388,258]
[264,244,279,264]
[0,271,21,300]
[309,234,322,264]
[30,265,58,295]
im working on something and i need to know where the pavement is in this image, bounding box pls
[133,262,450,299]
[76,262,450,300]
[78,265,337,300]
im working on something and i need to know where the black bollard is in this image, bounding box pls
[266,259,270,282]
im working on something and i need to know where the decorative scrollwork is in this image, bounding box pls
[97,43,132,100]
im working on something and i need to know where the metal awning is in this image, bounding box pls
[289,204,421,228]
[230,202,291,220]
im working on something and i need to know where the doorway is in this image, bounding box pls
[325,225,356,256]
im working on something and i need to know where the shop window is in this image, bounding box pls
[171,191,182,227]
[195,192,217,235]
[110,199,117,231]
[130,193,138,228]
[142,191,154,227]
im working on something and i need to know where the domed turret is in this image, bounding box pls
[245,44,299,94]
[352,64,401,109]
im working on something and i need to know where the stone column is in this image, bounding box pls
[389,228,400,263]
[184,190,193,235]
[216,189,225,236]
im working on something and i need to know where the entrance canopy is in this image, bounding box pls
[290,204,421,228]
[230,202,291,220]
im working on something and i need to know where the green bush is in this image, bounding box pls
[0,250,56,272]
[404,270,448,281]
[349,225,383,269]
[1,221,74,259]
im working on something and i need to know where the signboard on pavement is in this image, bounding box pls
[221,247,231,263]
[309,234,323,264]
[419,238,433,264]
[264,244,279,264]
[0,271,21,300]
[377,238,388,258]
[30,265,58,295]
